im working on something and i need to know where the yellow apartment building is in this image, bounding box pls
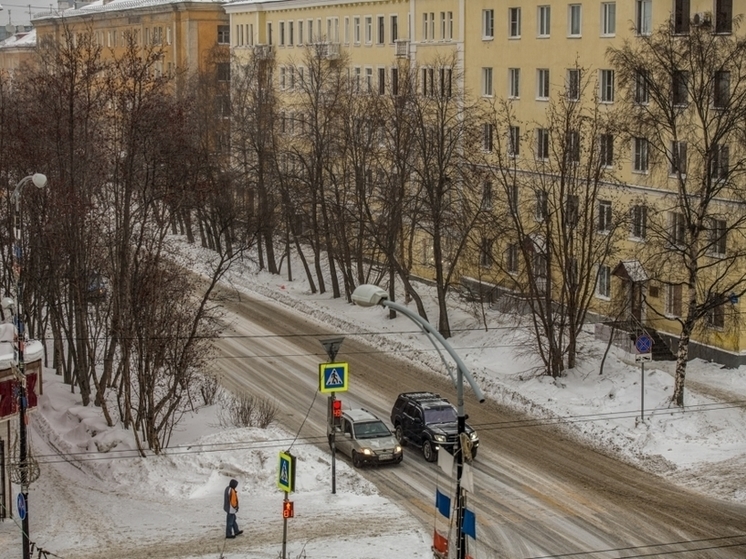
[0,29,38,73]
[32,0,230,76]
[223,0,746,365]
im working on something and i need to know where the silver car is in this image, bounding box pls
[332,409,403,467]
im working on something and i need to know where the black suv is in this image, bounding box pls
[390,392,479,462]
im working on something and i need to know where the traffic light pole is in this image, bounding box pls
[329,394,336,495]
[281,491,288,559]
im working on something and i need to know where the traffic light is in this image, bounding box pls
[283,500,294,519]
[332,399,342,418]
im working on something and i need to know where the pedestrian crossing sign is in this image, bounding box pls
[277,451,296,493]
[319,362,349,393]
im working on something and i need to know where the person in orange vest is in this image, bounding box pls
[223,479,243,539]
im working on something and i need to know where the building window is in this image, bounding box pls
[217,25,230,44]
[538,6,551,37]
[365,67,373,93]
[354,17,361,43]
[715,0,733,34]
[535,190,548,219]
[599,133,613,167]
[597,265,611,298]
[566,195,579,227]
[706,305,725,329]
[566,68,580,101]
[508,184,519,213]
[506,243,519,273]
[444,11,453,40]
[600,69,615,103]
[422,67,435,97]
[483,9,494,39]
[708,218,727,257]
[711,144,729,180]
[483,67,494,96]
[601,2,616,35]
[631,204,647,239]
[509,126,520,157]
[537,69,550,100]
[440,67,452,98]
[353,67,361,93]
[482,180,493,210]
[714,71,730,108]
[673,71,689,106]
[377,16,385,44]
[666,283,683,316]
[343,17,348,43]
[365,16,373,44]
[391,67,399,96]
[391,15,398,42]
[670,212,687,246]
[566,130,580,163]
[636,0,652,35]
[537,129,550,160]
[483,123,494,151]
[568,4,582,36]
[670,141,688,176]
[217,62,230,82]
[673,0,690,34]
[633,137,649,172]
[279,21,285,46]
[634,70,649,104]
[268,22,273,45]
[598,200,612,233]
[279,66,286,89]
[509,7,521,38]
[479,238,494,267]
[422,12,434,40]
[378,67,386,95]
[508,68,520,98]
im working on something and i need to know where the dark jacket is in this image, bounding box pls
[223,479,239,514]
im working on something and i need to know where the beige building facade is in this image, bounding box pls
[224,0,746,365]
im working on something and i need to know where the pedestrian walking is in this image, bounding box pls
[223,479,243,539]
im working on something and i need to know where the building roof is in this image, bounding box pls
[33,0,228,21]
[0,29,37,49]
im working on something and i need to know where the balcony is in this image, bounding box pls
[253,44,274,59]
[319,42,340,59]
[395,39,410,58]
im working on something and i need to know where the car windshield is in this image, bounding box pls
[424,406,457,424]
[354,420,391,439]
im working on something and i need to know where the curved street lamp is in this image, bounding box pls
[9,172,47,559]
[351,284,484,559]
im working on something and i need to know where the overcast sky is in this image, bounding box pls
[1,0,56,27]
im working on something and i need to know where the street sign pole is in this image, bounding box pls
[641,361,645,421]
[319,338,345,497]
[281,490,288,559]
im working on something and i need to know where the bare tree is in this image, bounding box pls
[609,19,746,405]
[408,52,483,337]
[480,66,623,377]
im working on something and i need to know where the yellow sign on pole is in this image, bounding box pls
[318,362,349,393]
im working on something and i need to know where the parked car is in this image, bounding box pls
[330,408,403,467]
[390,392,479,462]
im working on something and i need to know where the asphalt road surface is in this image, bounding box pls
[216,288,746,559]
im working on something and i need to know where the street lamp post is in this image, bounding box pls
[351,284,484,559]
[8,173,47,559]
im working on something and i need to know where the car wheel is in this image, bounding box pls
[394,424,407,446]
[352,451,362,468]
[422,440,437,462]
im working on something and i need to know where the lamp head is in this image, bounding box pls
[351,284,389,307]
[31,173,47,189]
[1,297,15,311]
